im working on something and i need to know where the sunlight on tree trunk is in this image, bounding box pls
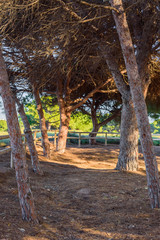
[57,108,71,154]
[15,97,42,174]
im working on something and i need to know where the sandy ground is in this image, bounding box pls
[0,143,160,240]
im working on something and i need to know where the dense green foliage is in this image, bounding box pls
[102,118,121,133]
[70,111,92,131]
[0,120,8,131]
[148,104,160,134]
[150,118,160,134]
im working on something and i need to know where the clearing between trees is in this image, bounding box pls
[0,144,160,240]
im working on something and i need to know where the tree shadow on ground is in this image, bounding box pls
[0,145,160,240]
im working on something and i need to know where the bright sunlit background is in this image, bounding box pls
[0,96,6,120]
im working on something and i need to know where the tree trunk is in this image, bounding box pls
[89,107,99,145]
[89,104,122,145]
[116,82,149,171]
[57,108,71,153]
[102,47,139,171]
[33,88,50,158]
[15,98,42,174]
[0,48,37,221]
[115,97,138,171]
[110,0,160,208]
[89,125,99,145]
[56,78,71,153]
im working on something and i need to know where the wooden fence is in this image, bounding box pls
[29,130,160,148]
[33,130,120,148]
[0,134,26,168]
[1,131,160,169]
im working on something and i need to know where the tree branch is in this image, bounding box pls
[100,45,129,98]
[98,108,121,128]
[97,88,118,93]
[68,71,125,112]
[76,0,119,13]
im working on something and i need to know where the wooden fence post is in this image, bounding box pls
[10,151,13,168]
[105,133,107,145]
[34,131,37,144]
[54,130,57,148]
[78,133,81,147]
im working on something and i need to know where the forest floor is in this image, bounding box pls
[0,143,160,240]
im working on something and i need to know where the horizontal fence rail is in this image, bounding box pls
[1,130,160,168]
[32,130,121,148]
[32,130,160,148]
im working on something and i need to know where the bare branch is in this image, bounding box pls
[76,0,119,13]
[99,108,121,128]
[79,15,110,23]
[70,79,85,93]
[97,88,118,93]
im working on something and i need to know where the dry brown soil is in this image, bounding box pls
[0,143,160,240]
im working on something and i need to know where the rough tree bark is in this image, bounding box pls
[89,105,121,145]
[33,87,50,158]
[57,105,71,153]
[116,95,138,170]
[102,48,139,171]
[103,50,150,171]
[101,1,155,171]
[89,105,99,145]
[110,0,160,208]
[15,96,42,174]
[0,48,38,221]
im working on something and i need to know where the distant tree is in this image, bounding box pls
[79,95,121,144]
[21,96,60,129]
[55,71,114,153]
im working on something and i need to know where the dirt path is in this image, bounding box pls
[0,144,160,240]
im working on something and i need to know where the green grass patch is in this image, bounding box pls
[0,139,10,147]
[153,140,160,146]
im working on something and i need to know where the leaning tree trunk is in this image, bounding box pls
[16,98,42,174]
[110,0,160,208]
[0,48,37,221]
[33,88,50,158]
[57,108,71,154]
[115,97,138,171]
